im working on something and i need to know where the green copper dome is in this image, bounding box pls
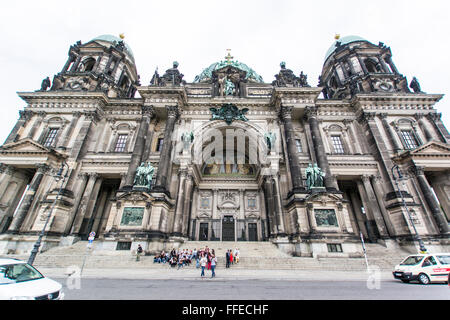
[194,60,264,83]
[324,35,368,61]
[90,34,134,60]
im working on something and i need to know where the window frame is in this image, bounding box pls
[114,134,128,153]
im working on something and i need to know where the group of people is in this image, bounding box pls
[152,246,240,278]
[225,248,240,268]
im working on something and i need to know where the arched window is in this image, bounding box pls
[364,58,382,73]
[79,57,96,72]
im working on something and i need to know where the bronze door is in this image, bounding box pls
[222,216,235,241]
[248,223,258,241]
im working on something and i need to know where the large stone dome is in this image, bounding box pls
[90,34,134,61]
[324,35,369,61]
[194,60,264,83]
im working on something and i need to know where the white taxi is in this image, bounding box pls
[393,253,450,285]
[0,258,64,300]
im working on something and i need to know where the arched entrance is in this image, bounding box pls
[188,121,271,241]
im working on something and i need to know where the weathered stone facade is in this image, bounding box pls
[0,35,449,257]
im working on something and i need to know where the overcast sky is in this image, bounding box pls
[0,0,449,143]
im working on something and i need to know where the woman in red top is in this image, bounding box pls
[229,250,233,265]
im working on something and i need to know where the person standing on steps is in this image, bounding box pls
[226,250,230,268]
[136,244,143,261]
[211,254,217,278]
[200,253,207,278]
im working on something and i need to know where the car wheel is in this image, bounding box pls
[401,279,410,283]
[418,273,430,285]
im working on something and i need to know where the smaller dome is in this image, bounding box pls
[324,35,368,61]
[90,34,134,60]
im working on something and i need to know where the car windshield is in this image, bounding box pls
[436,255,450,265]
[400,256,424,265]
[0,263,44,284]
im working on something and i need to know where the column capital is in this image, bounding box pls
[0,163,15,175]
[87,172,100,179]
[414,112,426,120]
[357,111,376,124]
[411,165,425,176]
[19,110,33,121]
[35,163,50,174]
[83,110,101,123]
[304,106,318,120]
[427,112,441,122]
[279,105,293,121]
[361,174,374,182]
[378,112,388,119]
[142,105,155,117]
[166,105,180,119]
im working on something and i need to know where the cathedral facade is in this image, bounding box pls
[0,34,449,256]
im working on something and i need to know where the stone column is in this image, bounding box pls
[371,175,397,236]
[361,175,389,238]
[378,113,402,152]
[27,112,46,141]
[172,169,187,236]
[64,172,88,235]
[427,113,450,144]
[142,118,157,162]
[61,54,75,73]
[414,113,433,142]
[4,110,33,144]
[343,119,362,154]
[356,179,378,242]
[70,111,99,161]
[70,173,99,235]
[153,106,179,192]
[70,55,82,72]
[181,174,194,236]
[358,112,396,194]
[272,175,285,235]
[279,106,303,191]
[348,190,369,239]
[305,106,337,190]
[414,166,449,234]
[7,164,49,233]
[263,176,276,235]
[58,111,81,149]
[123,105,154,188]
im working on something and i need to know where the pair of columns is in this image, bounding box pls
[172,169,194,237]
[7,164,50,234]
[122,105,178,192]
[279,105,336,191]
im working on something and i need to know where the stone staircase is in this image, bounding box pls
[2,240,410,271]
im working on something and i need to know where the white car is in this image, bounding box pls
[0,258,64,300]
[393,253,450,285]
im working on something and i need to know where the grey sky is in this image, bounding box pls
[0,0,449,143]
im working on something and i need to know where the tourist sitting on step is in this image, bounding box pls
[169,256,178,268]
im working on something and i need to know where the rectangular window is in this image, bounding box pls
[248,198,256,208]
[114,134,128,152]
[156,138,164,152]
[43,128,58,147]
[327,244,343,253]
[400,130,419,150]
[331,135,345,154]
[116,242,132,250]
[295,139,302,153]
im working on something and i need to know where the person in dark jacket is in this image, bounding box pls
[226,250,230,268]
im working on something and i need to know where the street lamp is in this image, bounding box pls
[391,164,427,253]
[28,161,69,265]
